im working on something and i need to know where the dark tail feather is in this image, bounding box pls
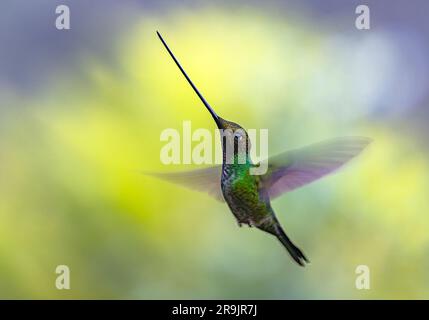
[275,225,310,267]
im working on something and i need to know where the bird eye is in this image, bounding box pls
[234,132,243,140]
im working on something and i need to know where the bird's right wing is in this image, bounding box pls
[260,137,372,199]
[143,166,224,202]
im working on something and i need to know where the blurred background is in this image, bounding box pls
[1,0,429,299]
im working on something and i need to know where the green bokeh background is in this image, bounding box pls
[1,1,429,298]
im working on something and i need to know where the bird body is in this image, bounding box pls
[222,160,265,227]
[217,120,310,265]
[153,31,371,266]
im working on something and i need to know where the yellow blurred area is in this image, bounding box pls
[0,8,428,298]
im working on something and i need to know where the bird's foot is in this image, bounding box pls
[237,220,254,228]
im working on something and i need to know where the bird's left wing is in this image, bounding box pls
[260,137,372,199]
[144,166,224,202]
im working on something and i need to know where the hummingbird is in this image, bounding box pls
[152,31,371,266]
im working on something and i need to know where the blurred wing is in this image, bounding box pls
[144,166,224,202]
[262,137,372,199]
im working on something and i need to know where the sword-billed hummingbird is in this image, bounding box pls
[152,31,371,266]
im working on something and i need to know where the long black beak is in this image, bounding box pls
[157,31,223,128]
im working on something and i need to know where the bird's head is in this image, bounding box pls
[214,117,251,163]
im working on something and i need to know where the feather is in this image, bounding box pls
[261,137,372,199]
[143,166,224,202]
